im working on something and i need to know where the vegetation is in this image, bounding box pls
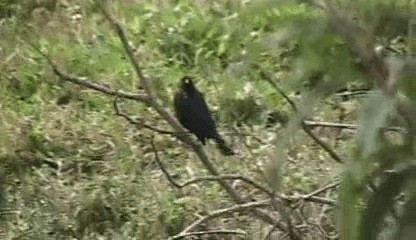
[0,0,414,239]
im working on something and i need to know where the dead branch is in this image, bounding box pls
[304,120,405,133]
[27,42,150,104]
[113,98,177,135]
[302,181,340,199]
[150,137,273,195]
[150,137,183,188]
[176,200,272,235]
[169,229,246,240]
[264,75,343,163]
[97,3,154,100]
[286,181,339,207]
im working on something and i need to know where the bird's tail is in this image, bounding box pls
[214,134,235,156]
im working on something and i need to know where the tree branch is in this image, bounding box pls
[169,229,246,240]
[304,120,405,133]
[150,138,273,195]
[302,181,340,199]
[27,43,150,103]
[175,200,272,235]
[264,75,343,163]
[114,98,177,135]
[97,2,155,100]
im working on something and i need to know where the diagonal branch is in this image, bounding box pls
[27,43,151,103]
[169,229,246,240]
[97,2,155,100]
[114,98,177,135]
[264,74,343,163]
[304,120,406,133]
[175,199,272,235]
[150,137,273,195]
[302,181,340,199]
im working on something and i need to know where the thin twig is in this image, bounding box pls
[28,43,150,103]
[264,75,343,163]
[270,191,300,240]
[302,181,340,199]
[334,89,373,99]
[175,200,272,235]
[150,137,182,188]
[97,2,155,100]
[263,76,297,112]
[302,196,337,205]
[169,229,246,240]
[113,98,177,135]
[304,120,405,133]
[231,126,268,144]
[152,135,331,238]
[150,138,273,195]
[263,225,279,240]
[181,175,272,195]
[286,181,339,207]
[301,122,343,163]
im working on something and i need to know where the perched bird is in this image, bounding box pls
[174,76,234,156]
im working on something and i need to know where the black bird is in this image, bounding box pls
[174,76,234,156]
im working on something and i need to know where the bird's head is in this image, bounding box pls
[180,76,195,93]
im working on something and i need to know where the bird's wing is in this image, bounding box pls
[173,90,185,122]
[187,90,216,129]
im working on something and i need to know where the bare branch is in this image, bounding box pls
[285,181,339,207]
[97,2,155,100]
[169,229,246,240]
[150,138,273,195]
[114,98,177,135]
[264,74,343,163]
[150,137,183,188]
[301,123,343,163]
[26,42,151,103]
[173,193,337,239]
[263,76,298,112]
[270,191,300,240]
[177,200,272,234]
[304,196,337,205]
[303,181,340,199]
[304,120,406,133]
[263,225,279,240]
[181,175,272,195]
[51,69,150,102]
